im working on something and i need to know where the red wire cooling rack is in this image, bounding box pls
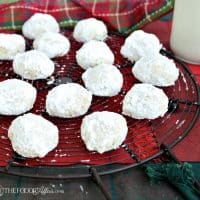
[0,30,199,179]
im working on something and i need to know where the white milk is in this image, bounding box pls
[170,0,200,64]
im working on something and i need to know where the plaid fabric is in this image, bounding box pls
[0,0,174,34]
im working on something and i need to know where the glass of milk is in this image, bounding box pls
[170,0,200,64]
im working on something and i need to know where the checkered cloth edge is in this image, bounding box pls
[0,0,174,34]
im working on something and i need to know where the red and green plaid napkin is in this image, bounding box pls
[0,0,174,34]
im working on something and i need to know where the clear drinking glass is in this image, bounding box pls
[170,0,200,64]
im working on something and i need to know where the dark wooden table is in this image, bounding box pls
[0,165,185,200]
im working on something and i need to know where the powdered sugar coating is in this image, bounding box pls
[0,79,36,115]
[8,113,59,158]
[81,111,128,154]
[22,13,59,40]
[73,18,108,43]
[46,83,92,118]
[132,54,179,87]
[0,33,25,60]
[120,30,162,62]
[33,32,70,58]
[76,40,114,70]
[122,83,168,119]
[82,64,123,96]
[13,50,55,80]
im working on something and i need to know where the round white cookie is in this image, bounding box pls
[8,113,59,158]
[13,50,55,80]
[73,18,108,43]
[76,40,114,70]
[0,33,25,60]
[81,111,128,154]
[46,83,92,118]
[0,79,36,115]
[120,30,162,62]
[33,32,70,58]
[132,54,179,87]
[22,13,59,40]
[122,83,168,119]
[82,64,123,96]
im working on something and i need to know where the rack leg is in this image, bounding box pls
[89,167,112,200]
